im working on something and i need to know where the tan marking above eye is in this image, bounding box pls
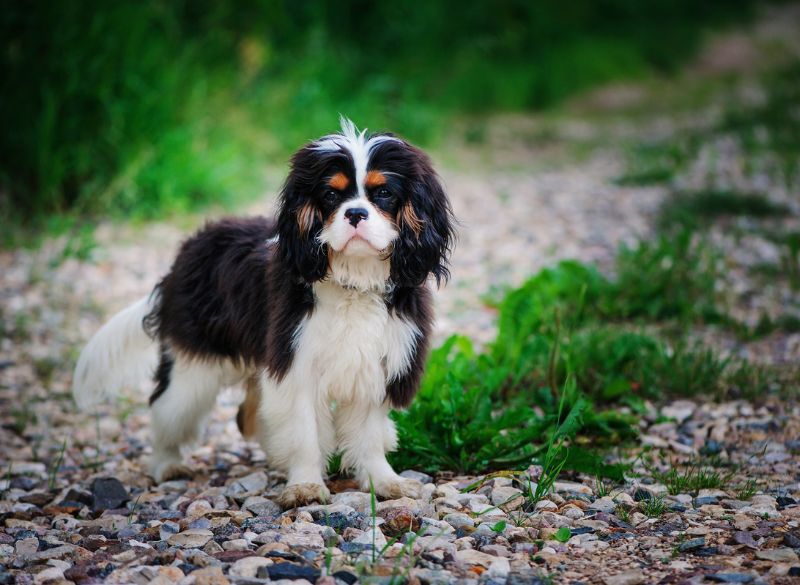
[328,172,349,191]
[365,170,387,189]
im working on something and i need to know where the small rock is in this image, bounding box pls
[755,548,799,562]
[229,556,273,578]
[661,401,695,422]
[242,496,282,517]
[186,499,213,518]
[226,471,268,496]
[380,507,419,536]
[264,563,320,581]
[706,574,755,583]
[14,537,39,557]
[168,529,213,548]
[443,513,474,530]
[190,567,230,585]
[589,497,616,514]
[603,570,645,585]
[331,492,372,514]
[400,470,433,484]
[491,486,524,510]
[222,539,249,551]
[91,477,129,511]
[678,537,706,552]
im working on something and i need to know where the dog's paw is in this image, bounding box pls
[372,477,424,500]
[151,459,194,483]
[277,482,331,508]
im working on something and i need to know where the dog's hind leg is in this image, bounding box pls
[148,349,233,482]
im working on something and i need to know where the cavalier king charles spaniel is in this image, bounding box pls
[72,118,455,508]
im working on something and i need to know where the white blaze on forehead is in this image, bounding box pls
[312,117,400,198]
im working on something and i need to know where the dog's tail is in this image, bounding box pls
[72,295,159,410]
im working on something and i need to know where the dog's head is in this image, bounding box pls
[277,118,455,290]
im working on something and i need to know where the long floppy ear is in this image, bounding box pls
[391,147,456,287]
[276,148,329,282]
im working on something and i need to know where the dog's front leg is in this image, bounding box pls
[336,400,423,500]
[258,372,332,508]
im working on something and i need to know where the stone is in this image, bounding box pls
[678,537,705,552]
[443,512,474,529]
[755,548,799,562]
[226,471,269,496]
[242,496,282,517]
[263,563,321,581]
[91,477,129,511]
[602,570,645,585]
[331,492,372,514]
[168,529,214,548]
[455,548,502,567]
[380,507,419,536]
[222,539,249,551]
[186,499,213,518]
[553,481,592,495]
[14,537,39,557]
[661,401,695,423]
[228,556,273,578]
[491,486,524,510]
[191,567,231,585]
[589,497,616,514]
[400,470,433,484]
[706,574,755,583]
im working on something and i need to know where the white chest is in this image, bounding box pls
[292,282,419,404]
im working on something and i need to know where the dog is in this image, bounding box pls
[72,118,455,508]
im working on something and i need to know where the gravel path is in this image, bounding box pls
[2,10,800,584]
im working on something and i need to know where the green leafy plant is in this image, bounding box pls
[641,494,667,518]
[554,526,572,543]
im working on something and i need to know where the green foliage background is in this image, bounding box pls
[0,0,754,227]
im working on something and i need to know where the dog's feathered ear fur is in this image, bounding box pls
[390,145,456,287]
[276,147,329,282]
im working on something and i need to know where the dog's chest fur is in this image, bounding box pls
[292,281,419,405]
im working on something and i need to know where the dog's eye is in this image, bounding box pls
[375,187,392,199]
[323,189,338,204]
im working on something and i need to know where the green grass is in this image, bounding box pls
[0,0,756,233]
[658,190,789,232]
[651,463,734,496]
[391,227,782,475]
[640,494,667,518]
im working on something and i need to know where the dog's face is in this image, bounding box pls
[277,119,455,288]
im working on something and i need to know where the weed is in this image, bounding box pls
[127,494,142,526]
[554,526,572,543]
[641,494,667,518]
[48,438,67,491]
[651,463,734,496]
[657,190,789,232]
[615,504,631,523]
[735,480,758,501]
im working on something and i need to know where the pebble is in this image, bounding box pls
[603,570,645,585]
[90,477,129,511]
[228,556,273,578]
[589,497,616,514]
[168,529,214,548]
[755,548,799,562]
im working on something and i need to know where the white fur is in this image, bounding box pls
[319,197,399,257]
[257,277,420,494]
[313,117,400,200]
[72,296,158,409]
[149,354,244,481]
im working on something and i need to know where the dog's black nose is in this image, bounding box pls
[345,207,369,227]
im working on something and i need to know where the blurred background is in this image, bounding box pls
[0,0,775,230]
